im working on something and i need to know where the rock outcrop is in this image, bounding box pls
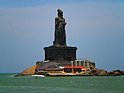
[90,68,108,76]
[15,65,37,77]
[15,63,124,77]
[108,70,124,76]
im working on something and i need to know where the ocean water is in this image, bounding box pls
[0,74,124,93]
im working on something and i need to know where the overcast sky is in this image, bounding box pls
[0,0,124,73]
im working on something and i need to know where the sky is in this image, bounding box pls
[0,0,124,73]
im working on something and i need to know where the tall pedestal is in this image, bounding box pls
[44,46,77,61]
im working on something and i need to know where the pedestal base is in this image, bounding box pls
[44,46,77,61]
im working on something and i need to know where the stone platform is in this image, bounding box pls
[44,46,77,61]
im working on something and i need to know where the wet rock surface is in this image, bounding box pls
[108,70,124,76]
[90,68,108,76]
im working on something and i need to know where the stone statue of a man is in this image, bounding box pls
[53,9,67,46]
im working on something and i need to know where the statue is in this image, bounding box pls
[44,9,77,61]
[53,9,67,46]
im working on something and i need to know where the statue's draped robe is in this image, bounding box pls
[54,17,66,46]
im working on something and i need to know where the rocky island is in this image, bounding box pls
[15,9,124,77]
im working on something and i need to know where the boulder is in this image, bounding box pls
[15,65,37,77]
[108,70,124,76]
[91,68,108,76]
[98,69,108,76]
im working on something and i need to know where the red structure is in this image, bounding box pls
[64,66,84,73]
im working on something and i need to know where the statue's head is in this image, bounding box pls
[57,9,63,18]
[57,9,63,13]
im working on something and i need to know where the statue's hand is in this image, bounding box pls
[63,22,66,26]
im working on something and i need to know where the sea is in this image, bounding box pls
[0,73,124,93]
